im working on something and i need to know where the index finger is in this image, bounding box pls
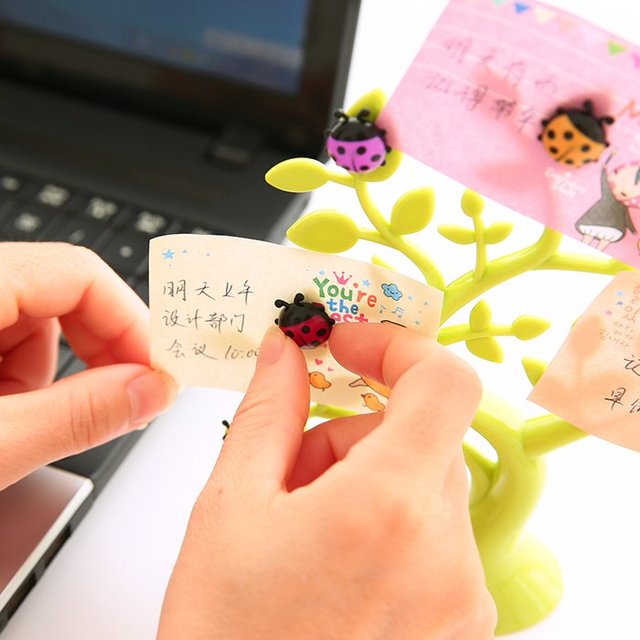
[0,243,150,366]
[328,323,481,473]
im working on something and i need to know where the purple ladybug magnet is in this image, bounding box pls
[326,108,390,174]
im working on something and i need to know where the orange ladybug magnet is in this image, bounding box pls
[538,100,614,167]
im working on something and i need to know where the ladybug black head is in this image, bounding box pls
[326,108,386,142]
[274,293,332,328]
[274,292,306,312]
[541,100,614,144]
[566,101,614,144]
[332,108,371,124]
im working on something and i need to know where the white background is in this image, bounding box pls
[5,1,640,638]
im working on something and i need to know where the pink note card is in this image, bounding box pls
[379,0,640,266]
[530,272,640,451]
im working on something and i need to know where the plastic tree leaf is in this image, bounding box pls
[265,158,328,193]
[461,189,485,218]
[466,337,504,363]
[469,300,492,332]
[485,222,514,245]
[287,210,359,253]
[522,357,547,386]
[346,88,387,122]
[390,187,435,235]
[511,315,551,340]
[438,224,476,245]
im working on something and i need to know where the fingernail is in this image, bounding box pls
[257,326,286,367]
[126,370,178,427]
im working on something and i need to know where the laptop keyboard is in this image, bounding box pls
[0,166,217,379]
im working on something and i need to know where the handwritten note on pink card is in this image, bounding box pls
[530,272,640,451]
[149,235,443,412]
[380,0,640,266]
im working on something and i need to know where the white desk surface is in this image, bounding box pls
[5,1,640,638]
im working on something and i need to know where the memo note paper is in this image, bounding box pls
[149,235,443,412]
[380,0,640,267]
[530,272,640,451]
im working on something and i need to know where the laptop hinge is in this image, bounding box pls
[205,123,265,168]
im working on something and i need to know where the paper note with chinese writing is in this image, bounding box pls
[149,235,443,412]
[530,272,640,450]
[379,0,640,267]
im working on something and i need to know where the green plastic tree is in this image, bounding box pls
[265,89,633,635]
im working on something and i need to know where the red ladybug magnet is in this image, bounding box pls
[274,293,335,348]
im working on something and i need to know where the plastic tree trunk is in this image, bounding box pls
[266,90,632,635]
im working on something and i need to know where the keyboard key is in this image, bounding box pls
[35,183,72,208]
[184,225,214,235]
[0,173,23,193]
[0,202,63,241]
[66,195,131,229]
[133,210,170,235]
[99,210,179,276]
[100,231,152,276]
[48,216,111,249]
[84,196,120,222]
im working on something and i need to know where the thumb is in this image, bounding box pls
[0,363,177,489]
[212,327,310,496]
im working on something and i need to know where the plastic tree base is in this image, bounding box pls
[481,533,563,635]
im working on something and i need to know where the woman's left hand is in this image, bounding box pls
[0,243,177,490]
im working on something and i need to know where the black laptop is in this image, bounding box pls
[0,0,360,630]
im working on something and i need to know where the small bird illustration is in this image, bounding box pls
[362,393,385,412]
[309,371,332,391]
[349,375,390,398]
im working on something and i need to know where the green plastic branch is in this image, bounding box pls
[438,323,517,346]
[353,177,447,291]
[522,413,588,457]
[520,357,589,456]
[442,227,563,322]
[357,228,393,247]
[471,212,488,282]
[371,254,396,270]
[536,251,634,275]
[326,170,356,188]
[470,395,562,635]
[463,441,497,505]
[309,404,356,420]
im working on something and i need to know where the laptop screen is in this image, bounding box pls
[0,1,359,154]
[0,0,311,95]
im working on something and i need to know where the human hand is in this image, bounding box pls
[0,243,177,490]
[159,323,496,639]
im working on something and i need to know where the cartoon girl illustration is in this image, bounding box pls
[608,160,640,229]
[575,158,638,251]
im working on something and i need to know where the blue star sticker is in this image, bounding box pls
[362,279,371,287]
[162,249,175,259]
